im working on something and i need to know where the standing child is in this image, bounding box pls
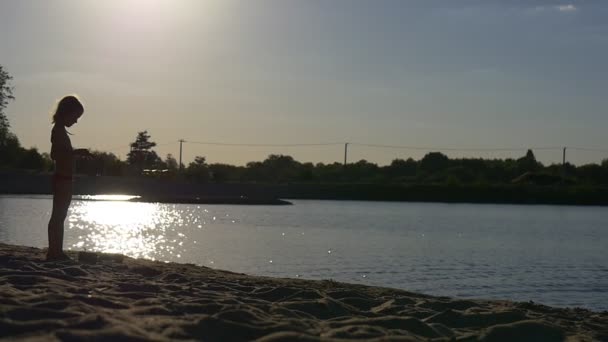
[47,95,91,261]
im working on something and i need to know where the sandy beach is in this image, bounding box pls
[0,243,606,341]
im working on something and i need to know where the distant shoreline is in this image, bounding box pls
[1,173,608,206]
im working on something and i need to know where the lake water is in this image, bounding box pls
[1,195,606,311]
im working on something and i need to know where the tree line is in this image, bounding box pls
[1,66,50,171]
[2,66,607,186]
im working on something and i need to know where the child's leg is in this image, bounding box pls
[47,180,73,258]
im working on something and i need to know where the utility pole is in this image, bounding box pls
[562,147,567,183]
[179,139,185,171]
[344,143,349,165]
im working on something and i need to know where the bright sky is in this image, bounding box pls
[1,0,606,166]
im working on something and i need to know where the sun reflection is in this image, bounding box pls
[69,200,184,260]
[81,201,155,226]
[81,194,140,202]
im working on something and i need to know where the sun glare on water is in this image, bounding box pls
[80,194,140,202]
[68,199,185,260]
[81,200,155,226]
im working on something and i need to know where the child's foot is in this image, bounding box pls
[46,251,71,261]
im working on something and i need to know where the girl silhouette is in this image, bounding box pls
[47,95,91,261]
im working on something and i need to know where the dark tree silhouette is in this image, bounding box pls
[18,147,45,170]
[576,164,606,185]
[0,65,15,144]
[344,160,380,182]
[517,149,542,173]
[0,65,23,167]
[386,158,417,180]
[0,131,21,167]
[209,163,242,182]
[186,156,210,181]
[165,154,178,172]
[262,154,301,182]
[75,151,126,176]
[126,131,162,172]
[420,152,450,173]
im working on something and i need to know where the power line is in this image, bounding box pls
[154,141,179,148]
[98,139,604,153]
[99,140,178,152]
[184,140,343,147]
[100,144,131,152]
[349,143,564,152]
[96,139,605,168]
[569,147,608,153]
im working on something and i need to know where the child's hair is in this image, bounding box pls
[52,95,84,124]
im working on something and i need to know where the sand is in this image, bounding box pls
[0,243,606,341]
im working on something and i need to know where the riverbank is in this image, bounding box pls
[2,173,608,206]
[1,243,606,341]
[130,195,292,205]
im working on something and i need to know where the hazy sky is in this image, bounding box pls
[1,0,606,165]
